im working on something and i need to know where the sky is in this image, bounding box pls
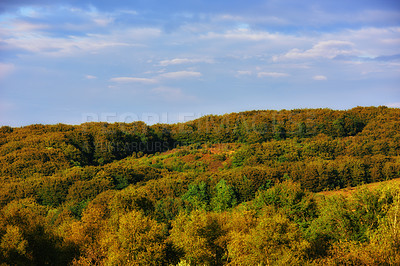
[0,0,399,126]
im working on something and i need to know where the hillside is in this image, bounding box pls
[0,106,399,265]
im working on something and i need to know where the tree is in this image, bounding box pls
[211,179,238,212]
[182,181,210,211]
[227,207,309,265]
[105,210,169,265]
[0,225,29,265]
[298,122,307,138]
[274,125,287,140]
[253,180,317,230]
[170,210,227,265]
[1,198,68,265]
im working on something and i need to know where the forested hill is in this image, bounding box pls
[0,106,400,265]
[1,106,399,192]
[2,106,399,167]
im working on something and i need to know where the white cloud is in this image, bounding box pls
[158,71,202,79]
[237,70,252,75]
[336,27,400,57]
[203,28,279,41]
[68,5,115,27]
[117,10,138,16]
[257,72,289,78]
[85,75,97,79]
[93,17,114,27]
[7,20,50,32]
[313,75,327,80]
[110,77,158,84]
[110,71,202,85]
[215,14,288,26]
[159,58,214,66]
[1,18,160,56]
[273,40,355,61]
[3,34,132,56]
[113,28,162,41]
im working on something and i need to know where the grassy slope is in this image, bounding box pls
[318,177,400,197]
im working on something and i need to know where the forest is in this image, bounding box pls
[0,106,399,265]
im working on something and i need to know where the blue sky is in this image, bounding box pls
[0,0,399,126]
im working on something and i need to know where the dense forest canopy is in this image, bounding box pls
[0,106,399,265]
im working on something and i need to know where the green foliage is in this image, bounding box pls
[253,181,318,230]
[68,199,90,219]
[211,179,238,212]
[38,176,71,207]
[297,122,307,138]
[154,197,185,224]
[231,145,254,167]
[274,124,287,140]
[182,181,210,211]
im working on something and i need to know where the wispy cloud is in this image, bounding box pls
[257,72,289,78]
[214,14,289,26]
[1,15,160,56]
[110,70,203,84]
[313,75,327,80]
[273,40,356,61]
[110,77,158,84]
[237,70,252,75]
[158,71,202,79]
[203,28,280,41]
[159,58,213,66]
[3,33,133,56]
[85,75,97,79]
[6,20,50,32]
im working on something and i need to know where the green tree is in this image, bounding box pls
[274,125,287,140]
[182,181,210,211]
[298,122,307,138]
[211,179,238,212]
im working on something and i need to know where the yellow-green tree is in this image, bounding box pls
[105,210,168,265]
[170,210,227,265]
[227,208,310,265]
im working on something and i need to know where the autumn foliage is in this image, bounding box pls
[0,106,399,265]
